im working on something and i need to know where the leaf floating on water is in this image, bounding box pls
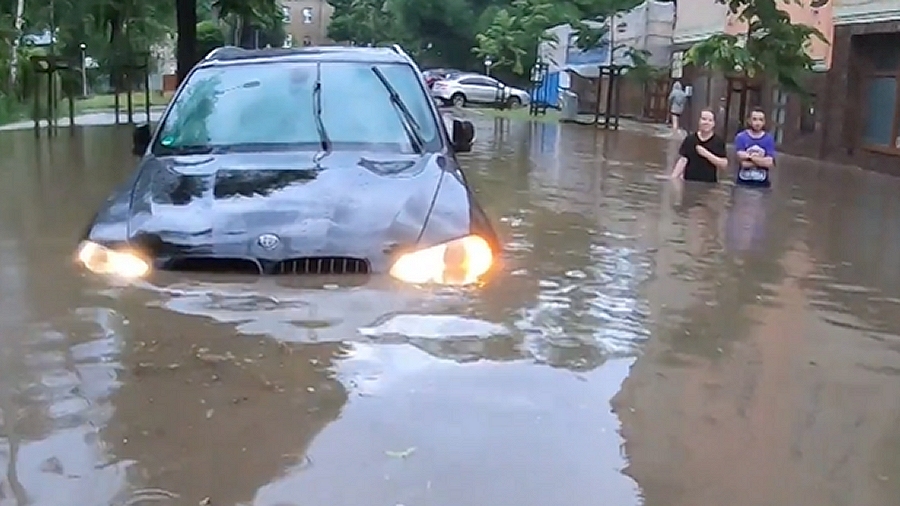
[385,447,416,459]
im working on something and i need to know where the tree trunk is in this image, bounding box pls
[176,0,198,85]
[8,0,26,93]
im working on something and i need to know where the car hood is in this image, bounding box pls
[125,150,473,268]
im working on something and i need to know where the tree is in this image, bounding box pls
[213,0,284,48]
[472,0,650,78]
[684,0,826,94]
[196,19,223,57]
[472,0,570,75]
[327,0,400,47]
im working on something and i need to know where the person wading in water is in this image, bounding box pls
[668,81,688,134]
[734,107,776,188]
[667,108,729,182]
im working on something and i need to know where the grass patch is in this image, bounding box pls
[476,106,561,123]
[76,92,173,112]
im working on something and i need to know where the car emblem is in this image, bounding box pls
[257,233,281,250]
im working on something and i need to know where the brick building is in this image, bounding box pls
[671,0,900,175]
[281,0,335,48]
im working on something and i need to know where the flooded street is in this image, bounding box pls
[2,114,900,506]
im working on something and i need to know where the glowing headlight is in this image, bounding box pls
[389,235,493,285]
[76,241,150,279]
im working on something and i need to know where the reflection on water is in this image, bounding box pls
[0,118,899,505]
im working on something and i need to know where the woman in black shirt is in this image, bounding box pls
[668,108,729,182]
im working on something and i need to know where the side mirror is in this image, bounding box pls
[132,123,151,156]
[451,119,475,153]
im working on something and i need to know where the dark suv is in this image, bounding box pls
[77,45,499,286]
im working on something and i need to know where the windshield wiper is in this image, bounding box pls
[313,65,332,162]
[370,66,424,154]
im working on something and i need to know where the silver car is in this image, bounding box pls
[431,73,530,108]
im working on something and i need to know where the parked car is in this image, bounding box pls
[422,68,462,88]
[76,45,499,286]
[431,73,530,109]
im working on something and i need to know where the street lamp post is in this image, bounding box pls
[484,57,492,77]
[80,43,87,97]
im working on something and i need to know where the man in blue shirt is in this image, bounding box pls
[734,107,776,188]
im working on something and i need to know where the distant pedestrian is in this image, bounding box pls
[734,107,776,188]
[667,108,728,183]
[668,81,688,133]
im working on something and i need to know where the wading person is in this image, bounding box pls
[734,107,776,188]
[668,81,687,133]
[667,108,728,183]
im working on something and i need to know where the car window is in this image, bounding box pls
[464,77,496,87]
[156,61,442,153]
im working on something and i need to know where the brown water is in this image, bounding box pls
[1,115,900,506]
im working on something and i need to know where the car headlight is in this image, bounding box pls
[76,241,150,279]
[389,235,493,285]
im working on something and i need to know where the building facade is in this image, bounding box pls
[671,0,900,175]
[781,1,900,175]
[281,0,335,47]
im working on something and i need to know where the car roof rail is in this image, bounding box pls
[203,45,246,61]
[390,43,411,61]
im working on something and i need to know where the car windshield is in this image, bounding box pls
[155,61,441,154]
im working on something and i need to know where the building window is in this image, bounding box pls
[862,76,898,148]
[856,33,900,153]
[771,87,787,144]
[282,6,291,23]
[302,36,312,46]
[302,7,313,24]
[283,33,293,48]
[799,94,816,133]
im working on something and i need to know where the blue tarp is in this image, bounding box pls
[530,71,561,108]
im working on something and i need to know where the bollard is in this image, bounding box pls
[126,73,134,125]
[68,92,75,133]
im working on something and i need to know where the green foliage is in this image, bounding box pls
[684,0,827,94]
[327,0,400,47]
[472,0,650,77]
[196,20,223,58]
[472,0,567,75]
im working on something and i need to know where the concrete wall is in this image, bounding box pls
[673,0,729,45]
[834,0,900,24]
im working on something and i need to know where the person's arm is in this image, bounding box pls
[749,135,776,168]
[669,137,690,178]
[734,133,750,160]
[671,156,687,179]
[697,138,729,170]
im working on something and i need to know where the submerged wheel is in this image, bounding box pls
[507,96,522,109]
[451,93,466,108]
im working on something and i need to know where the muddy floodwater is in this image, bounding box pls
[2,113,900,506]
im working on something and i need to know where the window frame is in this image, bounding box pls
[860,71,900,156]
[859,71,900,156]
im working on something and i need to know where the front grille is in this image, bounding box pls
[167,257,262,274]
[272,257,370,275]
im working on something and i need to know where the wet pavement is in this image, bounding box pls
[1,115,900,506]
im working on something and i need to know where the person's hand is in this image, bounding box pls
[696,145,709,157]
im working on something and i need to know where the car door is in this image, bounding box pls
[456,77,486,103]
[460,76,499,103]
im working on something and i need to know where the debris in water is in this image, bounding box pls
[386,447,416,459]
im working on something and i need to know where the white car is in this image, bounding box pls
[431,73,530,108]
